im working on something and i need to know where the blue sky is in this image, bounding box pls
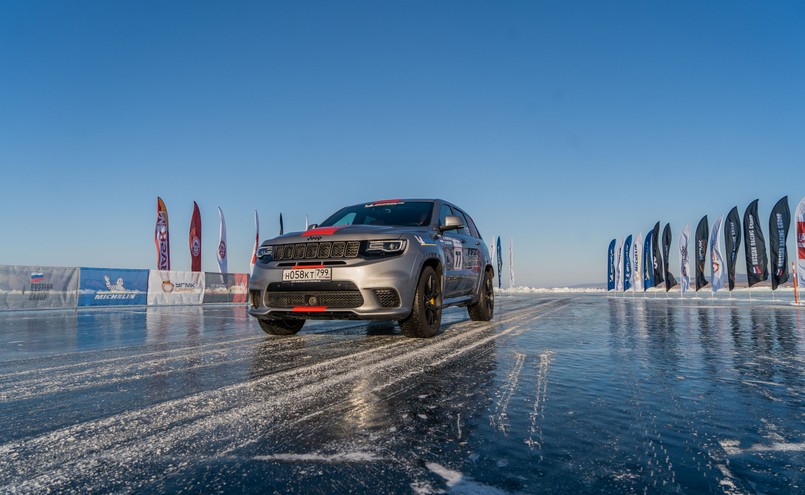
[1,1,804,287]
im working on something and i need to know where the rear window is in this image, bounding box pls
[320,201,434,227]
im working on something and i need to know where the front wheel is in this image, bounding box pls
[258,317,305,336]
[399,266,442,338]
[468,269,494,321]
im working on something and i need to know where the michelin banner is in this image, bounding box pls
[147,270,205,306]
[203,272,248,304]
[0,265,79,310]
[79,267,149,307]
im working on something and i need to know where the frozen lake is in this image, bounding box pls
[0,293,802,494]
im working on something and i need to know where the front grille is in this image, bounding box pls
[374,288,401,308]
[266,291,364,309]
[271,241,361,261]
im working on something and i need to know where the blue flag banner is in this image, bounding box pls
[78,267,149,307]
[643,231,654,290]
[607,239,616,291]
[623,235,633,291]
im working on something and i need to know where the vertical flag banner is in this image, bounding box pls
[623,235,633,291]
[305,215,309,231]
[642,231,654,290]
[662,224,677,291]
[607,239,616,291]
[509,239,515,288]
[710,215,725,292]
[496,236,503,289]
[250,209,260,276]
[679,223,691,294]
[795,197,805,295]
[155,197,171,270]
[217,207,228,274]
[190,202,202,272]
[724,206,741,291]
[651,222,664,287]
[769,196,791,290]
[279,213,284,235]
[743,199,769,287]
[615,238,623,291]
[695,216,709,291]
[633,233,643,292]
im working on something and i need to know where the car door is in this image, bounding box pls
[438,203,464,299]
[451,208,481,295]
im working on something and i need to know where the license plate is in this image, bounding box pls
[282,267,332,282]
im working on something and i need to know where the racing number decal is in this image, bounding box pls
[453,239,463,270]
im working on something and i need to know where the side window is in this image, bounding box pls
[458,209,479,238]
[439,204,453,228]
[453,210,472,236]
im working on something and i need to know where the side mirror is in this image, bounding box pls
[308,223,319,230]
[439,215,464,233]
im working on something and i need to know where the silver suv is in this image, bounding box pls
[248,199,494,338]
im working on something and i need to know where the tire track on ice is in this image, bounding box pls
[0,301,561,492]
[525,350,555,455]
[488,352,525,434]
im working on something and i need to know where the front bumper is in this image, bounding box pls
[248,250,423,320]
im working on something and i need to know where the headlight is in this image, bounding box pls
[366,240,407,253]
[256,246,273,260]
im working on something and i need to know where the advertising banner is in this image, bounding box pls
[695,215,709,291]
[679,223,691,294]
[710,215,725,292]
[642,231,654,290]
[743,199,769,287]
[203,273,249,304]
[190,202,202,272]
[633,233,643,292]
[217,207,228,274]
[769,196,791,290]
[662,223,677,291]
[147,270,205,306]
[651,222,664,287]
[724,206,741,291]
[0,265,79,310]
[78,267,149,307]
[623,235,632,291]
[607,239,616,291]
[155,197,170,270]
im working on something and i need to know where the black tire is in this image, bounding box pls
[258,317,305,336]
[399,265,442,338]
[468,268,494,321]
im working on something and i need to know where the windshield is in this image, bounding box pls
[319,201,434,227]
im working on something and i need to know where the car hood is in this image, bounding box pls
[267,225,430,244]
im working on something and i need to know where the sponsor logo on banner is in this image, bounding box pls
[78,267,149,307]
[191,236,201,257]
[29,273,53,301]
[798,222,805,259]
[218,240,226,260]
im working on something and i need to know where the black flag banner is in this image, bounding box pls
[695,216,709,291]
[769,196,791,290]
[743,199,769,287]
[724,207,741,291]
[662,223,678,291]
[652,222,664,287]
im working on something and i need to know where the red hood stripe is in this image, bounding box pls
[302,226,344,236]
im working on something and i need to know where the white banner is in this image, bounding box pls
[633,233,643,292]
[710,215,725,292]
[147,270,205,306]
[0,265,79,310]
[796,197,805,295]
[217,207,228,274]
[679,223,691,294]
[615,239,623,291]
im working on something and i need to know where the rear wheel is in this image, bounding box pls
[468,269,494,321]
[399,266,442,338]
[258,317,305,336]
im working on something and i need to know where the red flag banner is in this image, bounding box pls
[155,197,170,270]
[190,202,202,272]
